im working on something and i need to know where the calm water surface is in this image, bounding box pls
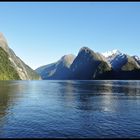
[0,80,140,138]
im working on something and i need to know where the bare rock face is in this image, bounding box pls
[36,54,76,79]
[0,32,9,52]
[60,54,76,68]
[0,32,40,80]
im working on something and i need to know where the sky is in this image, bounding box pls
[0,2,140,69]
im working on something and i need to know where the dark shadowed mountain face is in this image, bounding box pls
[36,54,76,79]
[109,53,128,71]
[0,33,40,80]
[69,47,111,80]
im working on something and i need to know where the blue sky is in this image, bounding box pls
[0,2,140,69]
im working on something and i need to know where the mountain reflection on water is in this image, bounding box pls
[55,80,140,111]
[0,80,140,138]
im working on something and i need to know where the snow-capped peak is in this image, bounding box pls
[101,49,121,58]
[133,55,140,61]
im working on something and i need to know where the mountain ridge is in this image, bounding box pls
[0,32,40,80]
[36,47,140,80]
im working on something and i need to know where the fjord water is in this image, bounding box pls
[0,80,140,138]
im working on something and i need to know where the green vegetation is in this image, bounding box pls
[96,61,111,74]
[122,62,139,71]
[0,47,20,80]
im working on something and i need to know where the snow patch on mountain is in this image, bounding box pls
[101,49,121,58]
[133,55,140,65]
[133,55,140,61]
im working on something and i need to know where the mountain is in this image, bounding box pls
[102,49,121,58]
[70,47,111,79]
[0,33,40,80]
[102,49,140,71]
[36,47,140,80]
[0,47,20,80]
[36,54,75,79]
[99,49,140,79]
[36,47,111,80]
[133,55,140,65]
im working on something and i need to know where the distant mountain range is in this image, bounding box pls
[0,33,40,80]
[36,54,75,79]
[36,47,140,80]
[1,32,140,80]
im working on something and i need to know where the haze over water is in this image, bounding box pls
[0,80,140,138]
